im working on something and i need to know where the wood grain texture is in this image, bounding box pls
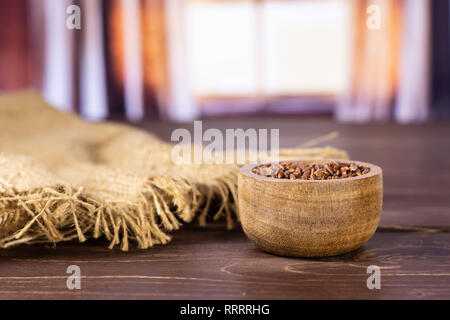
[0,228,448,299]
[239,161,383,257]
[138,118,450,227]
[1,118,449,299]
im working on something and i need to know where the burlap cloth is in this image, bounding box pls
[0,91,348,251]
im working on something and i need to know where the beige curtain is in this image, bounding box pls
[337,0,430,123]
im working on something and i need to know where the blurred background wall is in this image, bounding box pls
[0,0,449,122]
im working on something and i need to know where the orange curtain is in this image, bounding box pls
[105,0,169,119]
[337,0,403,122]
[337,0,431,123]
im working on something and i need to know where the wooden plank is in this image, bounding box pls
[1,119,449,299]
[0,227,448,299]
[137,119,450,227]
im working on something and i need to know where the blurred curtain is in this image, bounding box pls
[54,0,169,121]
[431,0,450,119]
[0,0,43,91]
[0,0,169,121]
[337,0,430,123]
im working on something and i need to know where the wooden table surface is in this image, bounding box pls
[1,118,449,299]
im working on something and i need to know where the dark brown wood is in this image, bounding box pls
[0,228,448,299]
[1,118,449,299]
[137,118,450,227]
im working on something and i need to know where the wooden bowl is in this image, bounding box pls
[238,160,383,257]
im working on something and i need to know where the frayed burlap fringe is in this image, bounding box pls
[0,91,349,251]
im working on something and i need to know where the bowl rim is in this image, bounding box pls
[239,159,382,183]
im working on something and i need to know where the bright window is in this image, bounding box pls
[184,0,351,106]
